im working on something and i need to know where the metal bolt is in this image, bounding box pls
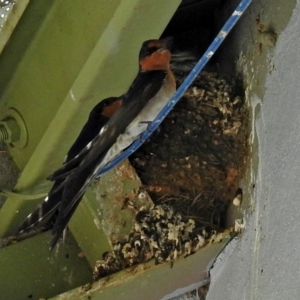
[0,117,20,143]
[0,108,28,148]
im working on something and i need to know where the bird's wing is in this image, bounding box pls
[66,97,122,161]
[16,180,64,234]
[17,98,122,235]
[49,70,166,181]
[50,70,167,247]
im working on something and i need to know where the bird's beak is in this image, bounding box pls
[157,45,167,52]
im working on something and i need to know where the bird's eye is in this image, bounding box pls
[147,47,158,55]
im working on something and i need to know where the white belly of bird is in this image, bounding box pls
[95,82,174,175]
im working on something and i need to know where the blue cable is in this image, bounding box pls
[97,0,252,177]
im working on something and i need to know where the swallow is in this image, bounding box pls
[17,39,176,250]
[67,97,123,161]
[16,97,122,237]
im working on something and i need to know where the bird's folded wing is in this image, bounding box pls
[49,70,168,245]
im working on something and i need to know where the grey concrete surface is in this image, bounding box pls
[206,1,300,299]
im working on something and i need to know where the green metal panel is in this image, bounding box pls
[0,0,123,169]
[0,231,92,300]
[69,161,154,267]
[49,240,230,300]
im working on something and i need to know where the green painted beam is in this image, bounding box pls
[0,231,92,300]
[0,0,124,169]
[49,240,231,300]
[68,188,112,268]
[69,160,154,267]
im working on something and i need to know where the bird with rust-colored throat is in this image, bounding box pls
[16,39,176,250]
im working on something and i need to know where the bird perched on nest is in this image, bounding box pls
[16,39,176,250]
[16,96,122,240]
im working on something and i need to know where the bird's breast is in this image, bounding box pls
[95,72,175,171]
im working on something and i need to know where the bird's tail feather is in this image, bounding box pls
[49,165,95,250]
[49,199,82,251]
[16,181,63,235]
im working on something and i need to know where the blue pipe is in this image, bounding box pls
[97,0,252,177]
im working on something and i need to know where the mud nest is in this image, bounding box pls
[92,70,248,281]
[93,204,230,280]
[130,71,248,230]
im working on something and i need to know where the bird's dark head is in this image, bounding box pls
[139,39,171,71]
